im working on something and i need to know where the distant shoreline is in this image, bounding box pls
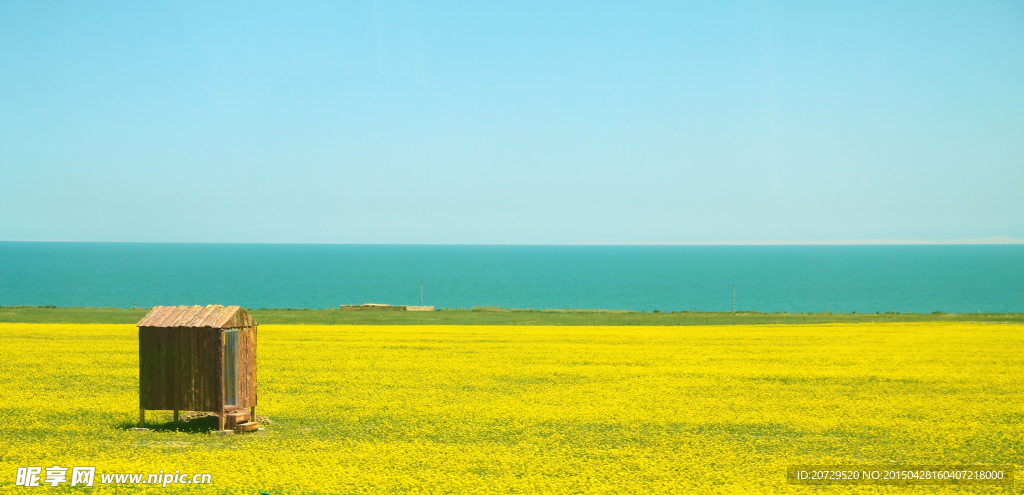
[1,306,1021,326]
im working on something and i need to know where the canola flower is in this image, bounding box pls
[0,322,1021,494]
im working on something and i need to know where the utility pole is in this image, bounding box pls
[420,282,423,306]
[732,284,736,313]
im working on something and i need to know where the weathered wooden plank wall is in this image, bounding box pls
[141,327,216,411]
[195,329,209,410]
[241,325,257,407]
[238,328,248,406]
[197,328,221,411]
[138,327,149,408]
[140,327,173,410]
[248,326,258,406]
[213,328,224,412]
[180,328,196,408]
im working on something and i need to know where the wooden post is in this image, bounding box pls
[250,406,256,421]
[139,408,145,427]
[173,409,179,422]
[218,411,226,431]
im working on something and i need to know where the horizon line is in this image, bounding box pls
[2,236,1023,246]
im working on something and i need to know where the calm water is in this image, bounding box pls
[0,242,1021,313]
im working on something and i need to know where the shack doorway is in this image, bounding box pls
[224,329,239,407]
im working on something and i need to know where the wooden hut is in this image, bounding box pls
[137,305,258,432]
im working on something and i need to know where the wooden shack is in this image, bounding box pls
[137,305,258,432]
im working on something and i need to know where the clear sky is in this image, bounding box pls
[1,1,1021,244]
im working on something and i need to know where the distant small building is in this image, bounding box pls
[136,305,259,432]
[339,303,434,311]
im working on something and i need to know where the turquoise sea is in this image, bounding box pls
[0,242,1021,313]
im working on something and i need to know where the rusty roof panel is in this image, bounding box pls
[139,305,188,328]
[209,306,230,327]
[175,305,204,326]
[137,305,255,328]
[185,304,218,327]
[211,305,243,328]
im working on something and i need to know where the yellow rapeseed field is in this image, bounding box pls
[0,322,1021,494]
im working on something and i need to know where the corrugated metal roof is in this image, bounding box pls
[136,305,255,328]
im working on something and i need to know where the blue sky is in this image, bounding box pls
[1,1,1021,243]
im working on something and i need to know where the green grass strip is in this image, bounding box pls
[1,306,1021,325]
